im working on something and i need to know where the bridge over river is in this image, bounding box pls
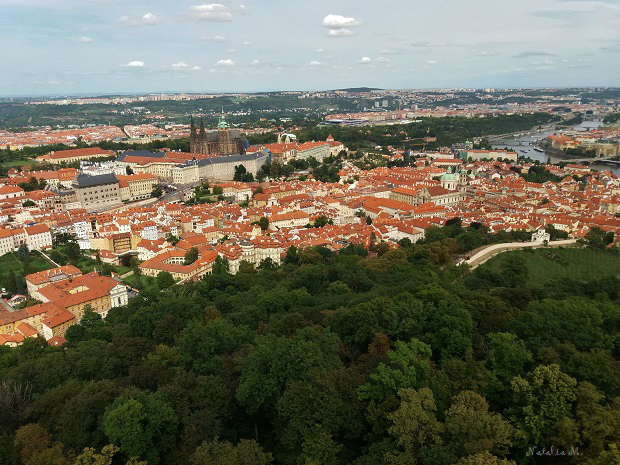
[554,155,620,165]
[485,124,557,142]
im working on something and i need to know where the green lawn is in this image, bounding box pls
[50,245,130,276]
[0,252,54,294]
[72,260,130,276]
[0,247,144,298]
[478,247,620,286]
[0,159,41,170]
[115,266,131,275]
[123,274,159,293]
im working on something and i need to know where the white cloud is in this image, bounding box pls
[251,59,260,65]
[426,60,438,64]
[243,41,251,46]
[203,35,227,43]
[307,60,322,66]
[190,4,233,21]
[215,58,235,66]
[322,14,361,28]
[171,62,202,71]
[316,48,325,53]
[327,28,353,37]
[375,56,390,63]
[361,56,372,63]
[122,61,145,68]
[476,51,499,57]
[119,13,159,26]
[142,13,159,25]
[76,36,92,43]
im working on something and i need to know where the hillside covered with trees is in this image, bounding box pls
[1,227,620,465]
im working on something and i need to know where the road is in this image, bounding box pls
[463,239,578,270]
[156,182,199,204]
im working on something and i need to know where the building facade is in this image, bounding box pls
[117,173,158,201]
[73,173,122,212]
[189,115,246,156]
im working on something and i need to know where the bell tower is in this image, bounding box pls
[190,117,197,145]
[217,108,235,155]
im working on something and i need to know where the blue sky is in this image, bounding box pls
[1,0,619,95]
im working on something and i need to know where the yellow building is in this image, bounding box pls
[390,187,429,206]
[0,302,64,336]
[41,309,76,340]
[117,173,158,201]
[36,147,116,165]
[37,272,129,320]
[139,248,218,282]
[25,265,83,300]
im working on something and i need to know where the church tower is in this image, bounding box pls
[199,117,206,140]
[190,117,197,145]
[188,112,245,155]
[196,118,208,154]
[441,167,458,191]
[458,167,468,198]
[217,110,235,156]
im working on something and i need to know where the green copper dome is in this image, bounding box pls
[218,107,229,129]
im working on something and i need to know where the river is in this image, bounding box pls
[491,119,620,176]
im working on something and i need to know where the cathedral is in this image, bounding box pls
[189,113,246,156]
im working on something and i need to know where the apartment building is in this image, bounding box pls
[73,173,122,212]
[25,265,83,300]
[117,173,158,201]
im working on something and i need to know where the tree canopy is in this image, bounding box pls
[1,237,620,465]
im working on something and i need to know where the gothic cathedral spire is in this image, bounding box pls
[218,106,229,129]
[190,116,196,142]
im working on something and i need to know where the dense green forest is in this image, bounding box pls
[604,113,620,124]
[306,113,559,150]
[0,95,361,130]
[1,223,619,465]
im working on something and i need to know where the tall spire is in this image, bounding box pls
[199,117,206,137]
[190,116,196,141]
[218,106,229,129]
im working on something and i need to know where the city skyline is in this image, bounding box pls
[2,0,620,95]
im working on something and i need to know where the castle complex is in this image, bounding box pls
[189,114,246,156]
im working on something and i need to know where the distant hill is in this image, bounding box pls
[333,87,383,93]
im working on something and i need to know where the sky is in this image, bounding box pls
[1,0,620,96]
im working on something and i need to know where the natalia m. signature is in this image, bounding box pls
[527,446,581,457]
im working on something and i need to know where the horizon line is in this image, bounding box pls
[2,85,620,100]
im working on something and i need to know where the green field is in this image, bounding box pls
[477,247,620,286]
[0,159,42,170]
[122,273,159,293]
[0,251,54,295]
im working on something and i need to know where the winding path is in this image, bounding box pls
[462,239,578,270]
